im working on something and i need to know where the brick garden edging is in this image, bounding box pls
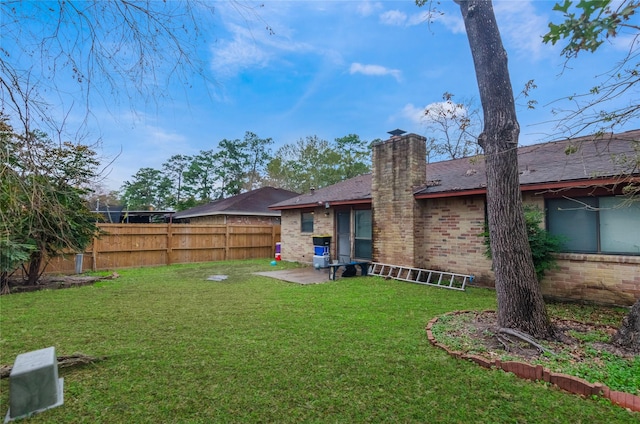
[426,311,640,413]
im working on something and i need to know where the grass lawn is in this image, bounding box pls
[0,259,637,423]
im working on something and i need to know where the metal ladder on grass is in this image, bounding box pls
[367,262,473,291]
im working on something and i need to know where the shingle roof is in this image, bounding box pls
[173,187,299,219]
[269,174,373,210]
[270,130,639,210]
[415,129,639,197]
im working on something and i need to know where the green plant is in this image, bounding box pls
[0,238,36,292]
[481,205,565,281]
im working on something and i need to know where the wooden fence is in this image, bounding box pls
[42,223,281,274]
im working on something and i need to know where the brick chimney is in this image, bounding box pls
[371,132,427,267]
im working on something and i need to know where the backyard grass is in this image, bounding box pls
[0,259,638,423]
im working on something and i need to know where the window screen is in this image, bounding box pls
[301,212,314,233]
[354,210,372,259]
[547,196,639,255]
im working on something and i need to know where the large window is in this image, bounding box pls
[354,209,372,259]
[546,196,640,255]
[301,211,314,233]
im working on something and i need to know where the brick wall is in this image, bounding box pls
[522,192,638,306]
[415,192,638,306]
[420,195,494,283]
[542,254,640,306]
[280,207,334,264]
[372,134,426,267]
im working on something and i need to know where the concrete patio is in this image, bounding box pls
[254,267,332,285]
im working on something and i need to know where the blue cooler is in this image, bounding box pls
[314,245,329,256]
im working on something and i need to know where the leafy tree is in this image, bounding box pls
[214,138,249,198]
[243,131,274,191]
[332,134,372,179]
[266,136,335,193]
[162,154,193,210]
[544,0,639,58]
[120,168,172,210]
[183,150,218,203]
[0,118,101,286]
[266,134,372,193]
[423,92,482,161]
[123,131,273,207]
[419,0,555,338]
[544,0,640,352]
[542,0,639,136]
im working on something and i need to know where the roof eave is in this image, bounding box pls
[174,211,281,219]
[270,198,371,210]
[414,176,640,199]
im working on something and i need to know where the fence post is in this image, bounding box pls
[166,223,172,266]
[92,233,98,271]
[272,225,277,258]
[225,225,230,260]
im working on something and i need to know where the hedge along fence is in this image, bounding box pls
[41,223,281,274]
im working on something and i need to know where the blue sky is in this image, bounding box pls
[7,1,638,191]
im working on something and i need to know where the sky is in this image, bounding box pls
[4,1,639,191]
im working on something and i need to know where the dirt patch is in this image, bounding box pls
[434,310,637,366]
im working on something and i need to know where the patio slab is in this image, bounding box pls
[254,267,331,285]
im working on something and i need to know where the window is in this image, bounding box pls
[354,209,372,259]
[546,196,640,255]
[301,211,314,233]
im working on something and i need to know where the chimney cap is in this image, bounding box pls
[388,129,406,137]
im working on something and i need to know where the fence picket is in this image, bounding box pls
[33,223,281,275]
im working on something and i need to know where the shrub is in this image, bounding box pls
[481,205,564,281]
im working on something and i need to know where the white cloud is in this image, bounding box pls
[379,10,407,26]
[211,39,270,77]
[357,1,383,17]
[380,6,465,33]
[401,100,470,128]
[607,33,640,53]
[423,100,468,122]
[350,63,402,81]
[209,7,344,78]
[493,0,550,60]
[401,103,426,125]
[432,12,466,34]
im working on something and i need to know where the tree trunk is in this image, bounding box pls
[26,252,43,286]
[611,299,640,353]
[457,0,554,338]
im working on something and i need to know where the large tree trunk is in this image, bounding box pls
[457,0,554,338]
[611,299,640,353]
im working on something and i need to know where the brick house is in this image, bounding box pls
[270,130,640,306]
[173,186,298,225]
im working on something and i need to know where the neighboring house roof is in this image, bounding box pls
[173,187,299,220]
[270,174,373,210]
[270,130,639,209]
